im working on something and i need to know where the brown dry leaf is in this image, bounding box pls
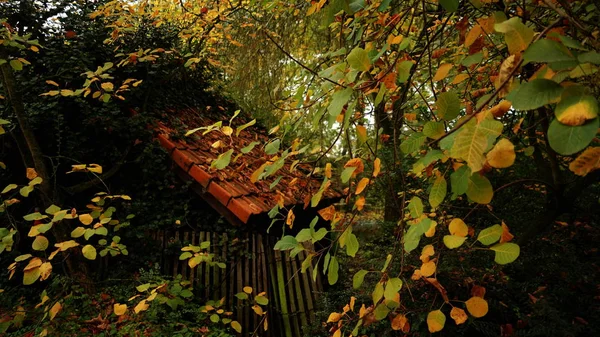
[471,285,486,298]
[26,168,38,180]
[404,113,417,121]
[569,147,600,176]
[500,221,514,243]
[465,296,489,318]
[496,55,517,97]
[355,178,370,195]
[433,63,454,82]
[318,205,336,221]
[344,158,364,176]
[450,307,468,325]
[477,16,496,34]
[432,48,449,59]
[424,277,449,303]
[391,314,409,331]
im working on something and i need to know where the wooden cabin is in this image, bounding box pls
[152,108,340,336]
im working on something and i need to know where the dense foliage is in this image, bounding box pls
[1,0,599,336]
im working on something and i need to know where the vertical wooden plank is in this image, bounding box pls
[283,251,300,337]
[190,230,196,286]
[182,231,189,279]
[275,247,293,337]
[173,231,180,278]
[290,251,308,330]
[299,251,316,322]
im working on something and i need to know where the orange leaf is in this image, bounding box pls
[355,196,366,211]
[327,312,343,323]
[450,307,468,325]
[286,209,295,228]
[420,261,436,277]
[355,178,370,195]
[325,163,332,179]
[318,205,336,221]
[26,168,38,180]
[569,147,600,176]
[465,296,488,318]
[344,158,364,176]
[373,158,381,177]
[433,64,453,82]
[500,221,514,243]
[465,25,483,47]
[391,314,409,331]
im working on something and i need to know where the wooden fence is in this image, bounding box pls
[151,228,323,337]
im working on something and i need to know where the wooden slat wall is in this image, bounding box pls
[154,229,322,337]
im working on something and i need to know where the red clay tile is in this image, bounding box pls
[171,149,194,171]
[207,181,233,207]
[226,197,254,223]
[188,165,211,188]
[157,134,176,153]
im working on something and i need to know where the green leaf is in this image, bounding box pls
[328,88,353,117]
[23,212,46,221]
[547,118,598,155]
[443,235,467,249]
[404,218,432,253]
[347,47,371,71]
[273,236,297,250]
[236,119,256,136]
[462,52,483,67]
[32,235,49,251]
[396,61,413,83]
[346,233,359,257]
[450,165,471,199]
[436,91,461,120]
[423,121,445,139]
[373,303,390,321]
[372,281,384,304]
[241,141,260,153]
[452,119,503,172]
[264,140,280,155]
[439,0,459,12]
[212,149,233,170]
[466,174,494,204]
[9,59,23,71]
[400,132,427,154]
[327,256,339,285]
[429,176,447,208]
[523,39,576,64]
[477,224,503,245]
[210,314,219,323]
[341,166,356,183]
[506,79,564,111]
[179,252,192,260]
[231,321,242,333]
[82,245,97,260]
[255,295,269,305]
[296,229,312,242]
[490,242,520,264]
[407,196,423,218]
[20,185,34,197]
[353,270,368,289]
[578,51,600,65]
[384,278,403,301]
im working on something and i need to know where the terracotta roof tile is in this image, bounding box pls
[155,108,341,225]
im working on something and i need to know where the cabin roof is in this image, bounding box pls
[155,108,340,226]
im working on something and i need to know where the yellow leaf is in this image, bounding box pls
[30,45,40,52]
[221,126,234,136]
[450,307,468,325]
[359,304,367,318]
[433,64,453,82]
[32,235,49,251]
[24,257,43,271]
[569,147,600,176]
[286,209,295,228]
[79,214,93,225]
[55,240,79,251]
[391,314,409,331]
[373,158,381,177]
[114,303,127,316]
[243,286,253,294]
[356,125,367,143]
[486,139,516,168]
[101,82,114,91]
[451,73,470,85]
[555,95,598,126]
[87,164,102,174]
[333,329,341,337]
[427,310,446,332]
[355,178,370,195]
[449,218,468,237]
[465,25,483,47]
[489,100,512,118]
[82,244,97,260]
[252,304,264,316]
[420,261,436,277]
[465,296,488,318]
[355,196,366,211]
[134,299,149,314]
[327,312,343,323]
[49,302,62,320]
[231,320,242,333]
[39,262,52,281]
[349,296,356,312]
[325,163,332,178]
[424,220,437,238]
